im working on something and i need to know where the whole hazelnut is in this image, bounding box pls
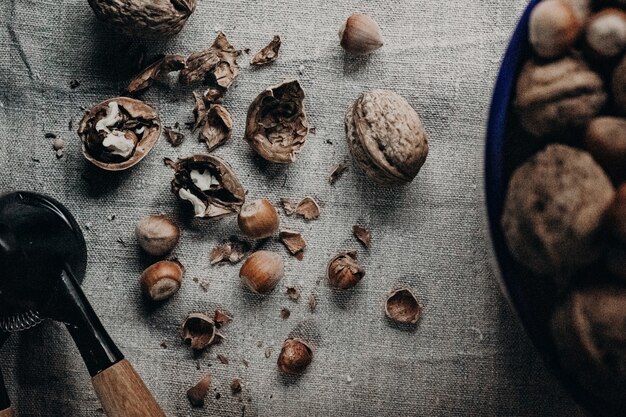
[345,89,428,185]
[338,13,384,55]
[239,251,284,294]
[586,9,626,58]
[327,251,365,289]
[514,57,606,137]
[135,215,180,257]
[237,198,280,239]
[277,338,313,375]
[612,55,626,114]
[529,0,581,59]
[139,260,184,301]
[585,117,626,183]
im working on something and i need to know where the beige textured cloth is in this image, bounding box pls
[0,0,586,415]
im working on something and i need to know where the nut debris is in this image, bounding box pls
[217,354,229,364]
[200,104,233,152]
[210,237,251,265]
[280,198,297,216]
[264,347,273,358]
[280,308,291,319]
[190,91,208,132]
[352,225,371,248]
[180,32,241,89]
[385,288,422,324]
[295,197,320,220]
[181,313,216,350]
[251,35,281,66]
[126,54,185,94]
[230,378,242,393]
[164,125,185,147]
[279,230,306,255]
[308,294,317,311]
[329,162,348,184]
[187,373,212,407]
[286,287,301,301]
[213,309,233,327]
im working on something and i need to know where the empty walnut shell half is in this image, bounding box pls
[87,0,196,39]
[78,97,160,171]
[326,251,365,289]
[244,80,310,163]
[345,89,428,185]
[385,288,422,324]
[181,312,216,350]
[277,338,313,375]
[166,154,246,219]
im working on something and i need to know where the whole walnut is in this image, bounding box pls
[88,0,196,39]
[345,89,428,185]
[552,287,626,409]
[502,144,614,277]
[514,57,606,137]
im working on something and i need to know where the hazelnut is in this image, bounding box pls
[135,215,180,257]
[514,57,606,137]
[139,260,184,301]
[239,251,284,294]
[326,251,365,289]
[586,9,626,58]
[181,313,216,350]
[607,183,626,242]
[613,55,626,115]
[502,144,615,277]
[345,89,428,185]
[78,97,161,171]
[338,13,384,55]
[585,117,626,183]
[277,338,313,375]
[237,198,280,239]
[529,0,581,59]
[87,0,196,39]
[385,287,422,324]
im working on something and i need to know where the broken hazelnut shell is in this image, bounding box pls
[277,338,313,375]
[135,214,180,257]
[181,313,216,350]
[239,250,284,294]
[326,251,365,289]
[244,80,310,163]
[78,97,161,171]
[385,287,422,324]
[140,259,184,301]
[339,13,384,55]
[187,373,211,407]
[237,198,280,239]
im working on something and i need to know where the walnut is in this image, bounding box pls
[244,80,310,163]
[552,287,626,409]
[180,32,241,89]
[165,154,246,219]
[514,56,606,137]
[345,89,428,185]
[78,97,160,171]
[502,144,614,277]
[87,0,196,39]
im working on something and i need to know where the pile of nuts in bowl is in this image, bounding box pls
[502,0,626,409]
[75,6,430,406]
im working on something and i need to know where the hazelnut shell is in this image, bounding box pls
[181,313,216,350]
[326,251,365,289]
[139,260,184,301]
[135,214,180,257]
[339,13,384,55]
[385,287,422,324]
[239,251,284,294]
[277,338,313,375]
[237,198,280,239]
[78,97,161,171]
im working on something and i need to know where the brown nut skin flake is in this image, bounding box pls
[385,288,422,324]
[327,251,365,289]
[346,89,428,185]
[244,80,310,163]
[165,154,246,219]
[180,32,241,89]
[127,54,185,94]
[88,0,196,39]
[552,287,626,408]
[251,35,281,66]
[78,97,160,171]
[514,57,606,137]
[277,338,313,375]
[181,313,216,350]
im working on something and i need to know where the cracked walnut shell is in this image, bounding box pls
[88,0,196,39]
[345,89,428,185]
[244,80,309,163]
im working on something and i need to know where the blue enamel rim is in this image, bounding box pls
[484,1,607,415]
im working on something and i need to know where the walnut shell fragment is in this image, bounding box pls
[210,237,251,265]
[251,35,281,66]
[78,97,160,171]
[352,225,371,248]
[165,154,246,219]
[127,54,185,94]
[187,373,211,407]
[346,89,429,185]
[164,125,185,147]
[385,288,422,324]
[87,0,196,39]
[295,197,320,220]
[327,251,365,289]
[190,91,208,132]
[181,313,216,350]
[277,338,313,375]
[329,162,348,185]
[280,198,297,216]
[180,32,241,89]
[244,80,310,163]
[200,104,233,152]
[279,230,306,255]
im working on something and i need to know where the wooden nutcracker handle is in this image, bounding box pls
[92,360,165,417]
[0,408,14,417]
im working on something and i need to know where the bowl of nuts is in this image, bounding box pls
[485,0,626,414]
